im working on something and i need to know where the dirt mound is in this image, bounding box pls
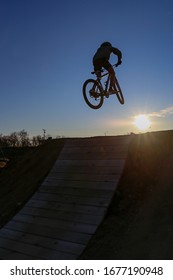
[0,139,65,228]
[1,131,173,260]
[80,130,173,259]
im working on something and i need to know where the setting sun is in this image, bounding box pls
[133,114,151,131]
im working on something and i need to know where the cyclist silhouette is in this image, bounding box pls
[93,42,122,93]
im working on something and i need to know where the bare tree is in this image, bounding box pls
[32,135,43,146]
[18,129,31,147]
[9,132,20,147]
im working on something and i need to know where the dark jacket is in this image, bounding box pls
[93,45,122,62]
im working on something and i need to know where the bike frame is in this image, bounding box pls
[94,64,117,95]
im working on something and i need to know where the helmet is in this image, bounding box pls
[101,41,112,47]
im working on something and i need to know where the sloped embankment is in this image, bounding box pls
[80,130,173,259]
[0,139,65,228]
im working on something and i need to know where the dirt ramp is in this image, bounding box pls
[0,136,130,259]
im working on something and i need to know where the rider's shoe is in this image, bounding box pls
[108,87,118,94]
[105,92,109,98]
[108,89,114,94]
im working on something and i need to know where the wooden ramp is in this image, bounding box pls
[0,136,130,259]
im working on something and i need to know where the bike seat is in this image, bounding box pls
[91,69,104,75]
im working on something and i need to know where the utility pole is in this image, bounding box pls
[42,129,46,140]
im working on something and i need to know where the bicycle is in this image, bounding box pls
[83,64,124,109]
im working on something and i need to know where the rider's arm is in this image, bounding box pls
[112,47,122,65]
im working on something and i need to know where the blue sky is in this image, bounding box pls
[1,0,173,138]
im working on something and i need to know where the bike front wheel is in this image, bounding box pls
[114,77,125,104]
[83,79,104,109]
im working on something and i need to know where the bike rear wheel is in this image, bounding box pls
[114,77,124,104]
[83,79,104,109]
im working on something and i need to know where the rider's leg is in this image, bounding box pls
[107,66,116,90]
[96,70,101,79]
[102,60,116,91]
[93,59,102,77]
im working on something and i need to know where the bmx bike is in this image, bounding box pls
[83,64,124,109]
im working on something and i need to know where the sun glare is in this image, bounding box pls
[133,114,151,131]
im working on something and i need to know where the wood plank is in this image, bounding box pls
[25,199,107,216]
[50,164,124,175]
[0,247,38,260]
[19,207,103,225]
[6,220,92,244]
[59,151,128,160]
[31,192,112,207]
[61,145,129,154]
[0,228,85,255]
[0,236,77,260]
[38,186,114,199]
[13,214,99,234]
[42,173,120,182]
[41,179,118,191]
[52,159,125,169]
